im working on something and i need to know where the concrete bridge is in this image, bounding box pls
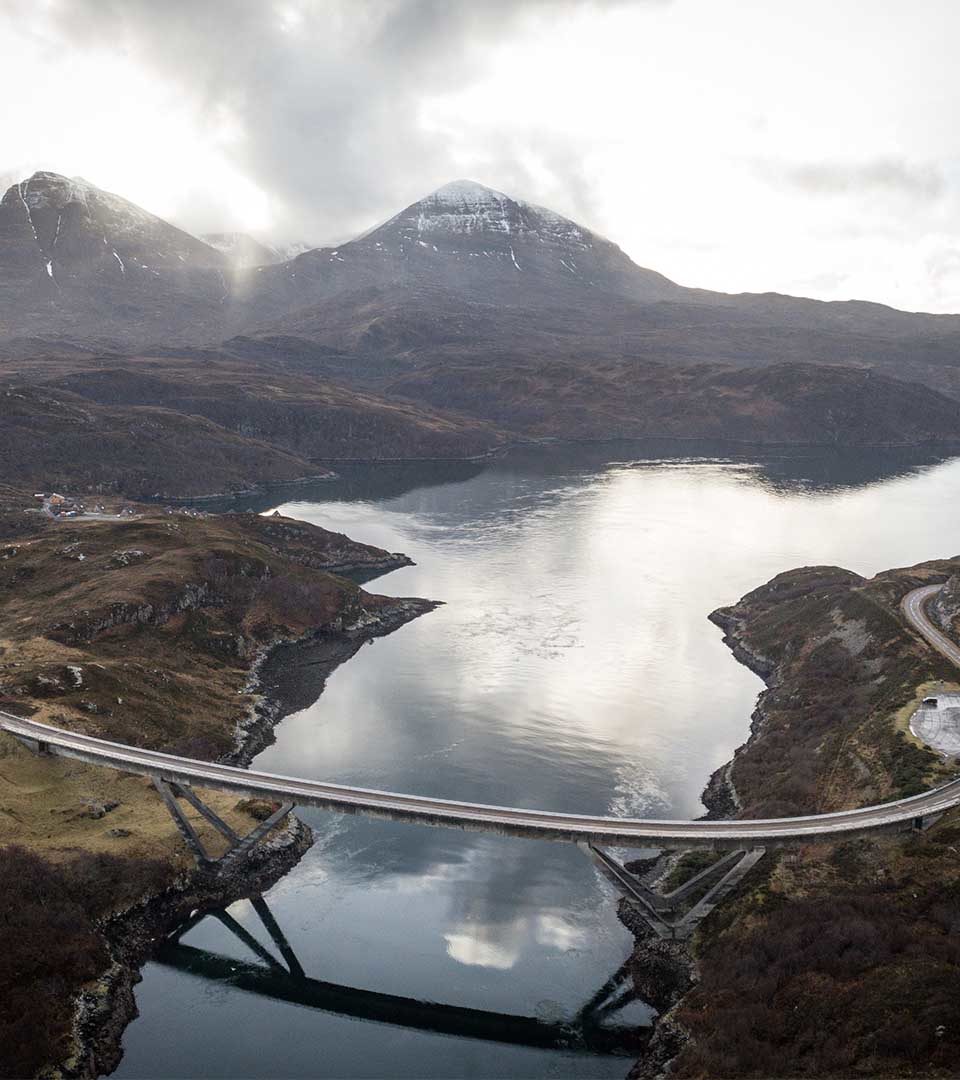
[2,706,958,851]
[2,582,957,938]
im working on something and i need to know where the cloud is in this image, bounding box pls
[773,157,945,201]
[10,0,639,241]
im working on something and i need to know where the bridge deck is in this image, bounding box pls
[3,583,957,851]
[2,709,959,849]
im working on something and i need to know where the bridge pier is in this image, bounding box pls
[151,776,294,872]
[582,843,766,940]
[11,733,51,755]
[913,812,943,832]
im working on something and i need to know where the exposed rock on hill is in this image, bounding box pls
[932,573,960,637]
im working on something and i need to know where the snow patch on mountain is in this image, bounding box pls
[2,171,226,272]
[22,172,153,229]
[375,178,599,253]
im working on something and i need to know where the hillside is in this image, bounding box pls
[384,359,960,447]
[0,509,435,1076]
[42,357,507,462]
[0,172,228,346]
[0,351,955,515]
[0,384,326,499]
[634,558,960,1078]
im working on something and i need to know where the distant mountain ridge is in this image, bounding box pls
[1,170,958,344]
[2,169,960,417]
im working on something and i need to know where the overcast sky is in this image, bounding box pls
[3,0,960,312]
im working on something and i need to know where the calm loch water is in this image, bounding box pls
[116,443,960,1079]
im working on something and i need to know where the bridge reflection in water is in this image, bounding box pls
[156,895,649,1058]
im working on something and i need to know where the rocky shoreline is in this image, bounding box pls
[623,603,781,1079]
[59,816,313,1079]
[46,558,438,1078]
[627,561,960,1078]
[698,605,780,820]
[228,596,439,766]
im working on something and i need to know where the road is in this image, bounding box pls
[1,583,957,851]
[902,583,960,668]
[3,710,960,853]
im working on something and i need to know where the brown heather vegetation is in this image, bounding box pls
[712,562,960,818]
[0,846,168,1079]
[0,507,431,1076]
[673,822,960,1078]
[0,510,425,754]
[663,557,960,1078]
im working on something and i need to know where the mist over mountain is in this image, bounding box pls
[201,232,312,270]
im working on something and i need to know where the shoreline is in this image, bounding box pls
[53,581,438,1078]
[625,604,781,1078]
[62,816,313,1079]
[31,435,960,512]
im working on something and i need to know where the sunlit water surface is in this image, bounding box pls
[116,443,960,1079]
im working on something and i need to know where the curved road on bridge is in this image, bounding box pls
[1,583,958,850]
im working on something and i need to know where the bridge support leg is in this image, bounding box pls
[581,844,766,941]
[152,777,215,867]
[151,776,295,873]
[913,812,943,832]
[671,848,766,938]
[218,802,294,872]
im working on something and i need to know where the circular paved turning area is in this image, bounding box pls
[911,694,960,757]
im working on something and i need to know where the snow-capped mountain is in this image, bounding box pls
[236,179,685,328]
[2,172,223,279]
[0,171,229,344]
[357,178,683,298]
[1,171,959,375]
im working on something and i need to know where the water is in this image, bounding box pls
[117,442,960,1079]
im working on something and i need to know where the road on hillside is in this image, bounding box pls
[902,583,960,669]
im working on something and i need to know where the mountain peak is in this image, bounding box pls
[0,167,226,319]
[427,179,511,204]
[369,178,587,249]
[332,176,690,301]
